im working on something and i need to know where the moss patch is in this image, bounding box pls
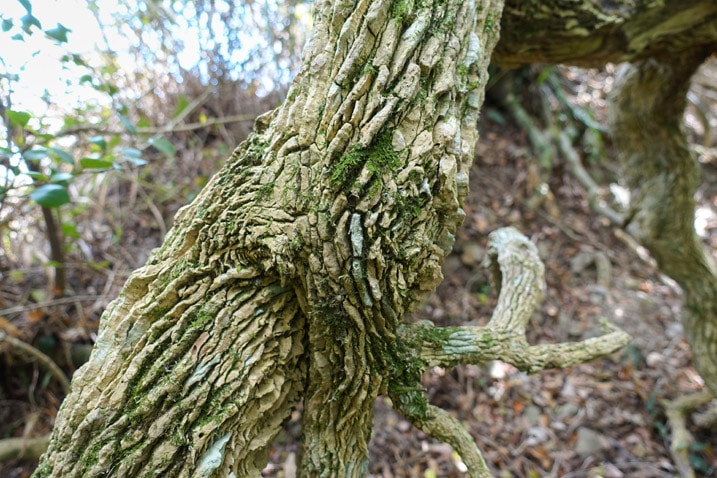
[330,130,402,189]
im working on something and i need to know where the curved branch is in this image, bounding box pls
[393,227,628,473]
[391,399,491,478]
[401,227,630,372]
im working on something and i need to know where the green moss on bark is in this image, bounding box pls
[330,130,402,189]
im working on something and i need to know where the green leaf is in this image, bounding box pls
[88,259,111,271]
[148,137,175,157]
[20,13,41,33]
[11,33,23,41]
[120,148,147,166]
[30,184,70,208]
[2,18,13,32]
[80,157,114,169]
[535,66,555,85]
[50,172,73,183]
[22,147,48,161]
[173,95,190,117]
[61,223,80,239]
[18,0,33,13]
[6,110,32,128]
[107,134,121,149]
[88,136,107,151]
[26,170,46,180]
[49,147,74,165]
[45,23,70,43]
[117,113,137,134]
[40,372,52,389]
[120,147,142,158]
[64,53,88,67]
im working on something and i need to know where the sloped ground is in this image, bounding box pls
[2,64,716,477]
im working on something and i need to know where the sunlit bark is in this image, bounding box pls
[35,0,508,475]
[38,0,717,475]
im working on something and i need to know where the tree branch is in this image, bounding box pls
[392,400,492,478]
[401,227,630,372]
[0,435,50,461]
[55,113,256,138]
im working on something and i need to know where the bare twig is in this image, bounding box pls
[557,130,624,225]
[0,331,71,394]
[662,391,715,478]
[56,113,256,137]
[0,295,106,317]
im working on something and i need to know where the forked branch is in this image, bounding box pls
[395,227,630,475]
[401,227,630,372]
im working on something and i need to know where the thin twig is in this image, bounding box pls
[557,130,624,225]
[662,391,715,478]
[0,435,50,461]
[0,331,71,394]
[56,113,257,137]
[0,295,106,317]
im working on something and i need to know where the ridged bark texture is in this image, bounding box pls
[609,50,717,396]
[280,0,504,474]
[495,0,717,67]
[34,0,505,476]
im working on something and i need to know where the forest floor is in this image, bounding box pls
[1,64,716,477]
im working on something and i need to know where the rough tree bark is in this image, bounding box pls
[495,0,717,67]
[31,0,636,476]
[35,0,504,475]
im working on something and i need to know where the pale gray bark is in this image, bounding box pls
[32,0,641,476]
[609,50,717,397]
[495,0,717,67]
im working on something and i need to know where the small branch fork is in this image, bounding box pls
[397,227,630,476]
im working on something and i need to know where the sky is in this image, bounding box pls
[0,0,108,114]
[0,0,309,118]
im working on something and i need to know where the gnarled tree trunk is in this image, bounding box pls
[36,0,717,475]
[609,51,717,396]
[34,0,507,475]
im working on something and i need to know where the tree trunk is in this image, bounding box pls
[495,0,717,67]
[34,0,506,475]
[608,50,717,396]
[38,0,707,474]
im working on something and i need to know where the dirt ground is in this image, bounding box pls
[1,64,716,477]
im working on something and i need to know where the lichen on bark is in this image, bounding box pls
[34,0,638,476]
[35,0,507,475]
